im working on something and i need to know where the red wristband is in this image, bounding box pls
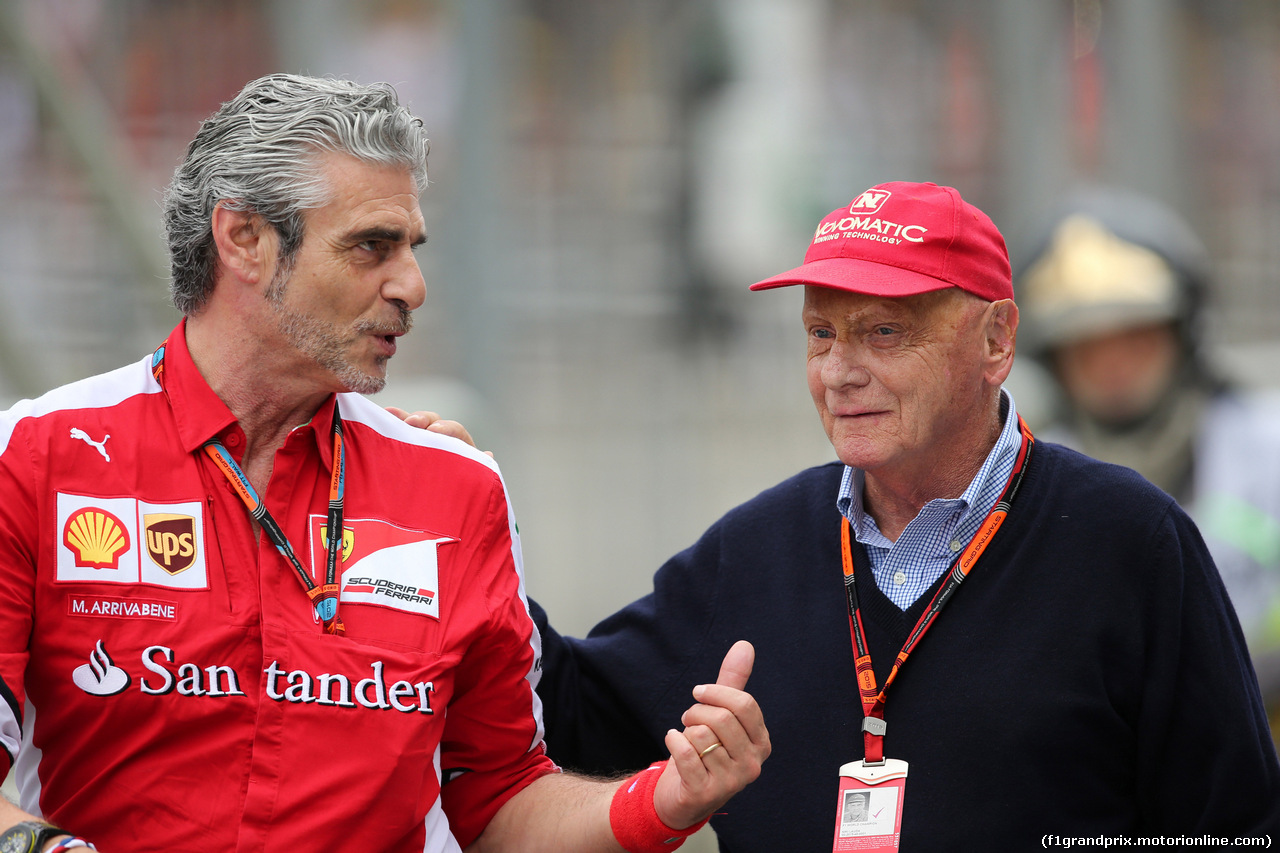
[609,760,710,853]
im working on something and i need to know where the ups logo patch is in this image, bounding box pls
[144,513,197,574]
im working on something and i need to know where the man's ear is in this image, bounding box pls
[982,299,1019,386]
[210,203,276,286]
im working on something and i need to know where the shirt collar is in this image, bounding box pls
[158,318,340,466]
[160,318,236,454]
[953,390,1018,512]
[837,389,1019,526]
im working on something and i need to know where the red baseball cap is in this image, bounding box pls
[749,181,1013,301]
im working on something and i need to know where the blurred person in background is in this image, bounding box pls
[1017,187,1280,734]
[0,73,767,853]
[527,181,1280,850]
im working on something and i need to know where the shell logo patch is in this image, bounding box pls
[64,508,131,570]
[56,493,209,589]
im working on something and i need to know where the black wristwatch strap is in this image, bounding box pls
[0,820,65,853]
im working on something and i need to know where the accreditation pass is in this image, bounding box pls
[832,758,908,852]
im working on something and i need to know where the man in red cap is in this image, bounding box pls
[529,182,1280,849]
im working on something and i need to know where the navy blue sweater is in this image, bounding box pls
[531,442,1280,850]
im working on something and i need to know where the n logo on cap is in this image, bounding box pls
[849,190,892,215]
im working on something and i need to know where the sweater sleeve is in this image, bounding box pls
[531,520,732,776]
[1133,500,1280,834]
[528,598,661,775]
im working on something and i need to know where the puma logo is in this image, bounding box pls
[70,428,111,462]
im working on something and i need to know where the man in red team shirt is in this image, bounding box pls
[0,74,767,853]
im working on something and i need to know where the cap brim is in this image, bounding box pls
[749,257,955,296]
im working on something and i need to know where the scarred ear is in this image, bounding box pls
[983,299,1019,386]
[210,203,277,287]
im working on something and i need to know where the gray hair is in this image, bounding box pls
[162,73,429,315]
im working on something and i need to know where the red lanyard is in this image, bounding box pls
[841,416,1034,764]
[151,341,348,635]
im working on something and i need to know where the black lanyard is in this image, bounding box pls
[841,416,1034,763]
[203,411,347,635]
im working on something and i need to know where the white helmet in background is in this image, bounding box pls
[1016,186,1211,360]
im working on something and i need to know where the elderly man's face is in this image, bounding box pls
[265,152,428,395]
[804,286,1001,481]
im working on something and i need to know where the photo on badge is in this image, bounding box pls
[838,787,897,837]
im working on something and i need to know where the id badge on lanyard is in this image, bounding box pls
[834,758,908,852]
[830,418,1033,852]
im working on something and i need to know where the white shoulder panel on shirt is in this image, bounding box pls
[0,353,161,456]
[337,392,502,476]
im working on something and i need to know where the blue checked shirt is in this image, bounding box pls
[837,390,1021,610]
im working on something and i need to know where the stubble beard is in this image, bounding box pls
[265,266,413,396]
